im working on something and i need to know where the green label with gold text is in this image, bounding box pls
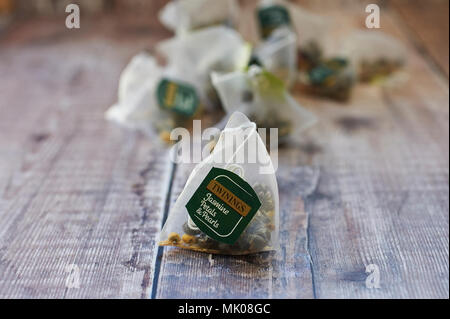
[257,5,291,39]
[156,79,199,116]
[186,167,261,245]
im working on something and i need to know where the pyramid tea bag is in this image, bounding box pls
[156,26,251,107]
[106,53,205,143]
[159,0,239,35]
[159,112,279,255]
[298,57,356,101]
[253,26,298,88]
[211,66,316,141]
[288,3,329,71]
[256,0,328,72]
[256,0,293,40]
[339,30,407,84]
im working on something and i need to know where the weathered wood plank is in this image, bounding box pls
[296,5,449,298]
[0,0,447,299]
[0,15,172,298]
[390,0,449,78]
[154,0,448,299]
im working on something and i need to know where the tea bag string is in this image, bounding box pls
[225,163,245,178]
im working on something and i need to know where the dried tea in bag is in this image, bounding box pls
[211,66,316,141]
[106,53,204,143]
[159,112,279,255]
[157,26,251,107]
[288,3,329,71]
[256,0,328,71]
[298,57,356,101]
[253,26,298,88]
[159,0,239,35]
[339,30,407,84]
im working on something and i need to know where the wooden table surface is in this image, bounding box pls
[0,0,448,299]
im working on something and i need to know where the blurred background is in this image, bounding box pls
[0,0,448,299]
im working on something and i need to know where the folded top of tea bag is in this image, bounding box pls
[159,0,239,35]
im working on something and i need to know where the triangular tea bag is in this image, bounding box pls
[253,26,298,88]
[338,30,407,84]
[159,112,279,255]
[106,53,205,143]
[159,0,239,35]
[156,26,251,107]
[211,66,316,142]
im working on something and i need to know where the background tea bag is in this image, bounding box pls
[287,2,329,71]
[159,112,279,255]
[338,30,408,85]
[106,52,205,142]
[253,26,298,88]
[298,57,357,101]
[212,66,317,142]
[157,26,251,107]
[159,0,239,35]
[256,0,329,71]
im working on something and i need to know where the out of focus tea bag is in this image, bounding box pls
[212,66,316,141]
[256,0,293,39]
[288,3,329,71]
[255,0,328,84]
[298,57,356,101]
[159,112,279,255]
[253,27,298,88]
[339,31,407,84]
[106,53,204,143]
[157,26,251,107]
[159,0,239,35]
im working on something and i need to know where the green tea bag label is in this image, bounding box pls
[257,5,291,39]
[186,167,261,245]
[156,79,199,116]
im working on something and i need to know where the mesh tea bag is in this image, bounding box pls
[298,57,356,101]
[157,26,251,106]
[159,112,279,255]
[255,0,329,71]
[256,0,293,40]
[106,52,205,143]
[159,0,239,35]
[288,2,329,71]
[253,26,298,88]
[211,66,316,141]
[339,30,407,84]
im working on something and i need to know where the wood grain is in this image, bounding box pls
[391,0,449,78]
[0,0,448,299]
[0,14,172,298]
[153,0,449,299]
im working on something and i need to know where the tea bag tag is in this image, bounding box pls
[185,167,261,245]
[156,78,199,116]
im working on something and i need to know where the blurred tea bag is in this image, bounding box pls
[255,0,329,87]
[106,53,204,143]
[159,0,239,35]
[253,26,298,88]
[159,112,280,255]
[339,30,407,84]
[157,26,251,107]
[288,2,329,71]
[256,0,293,39]
[212,66,316,142]
[298,57,356,101]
